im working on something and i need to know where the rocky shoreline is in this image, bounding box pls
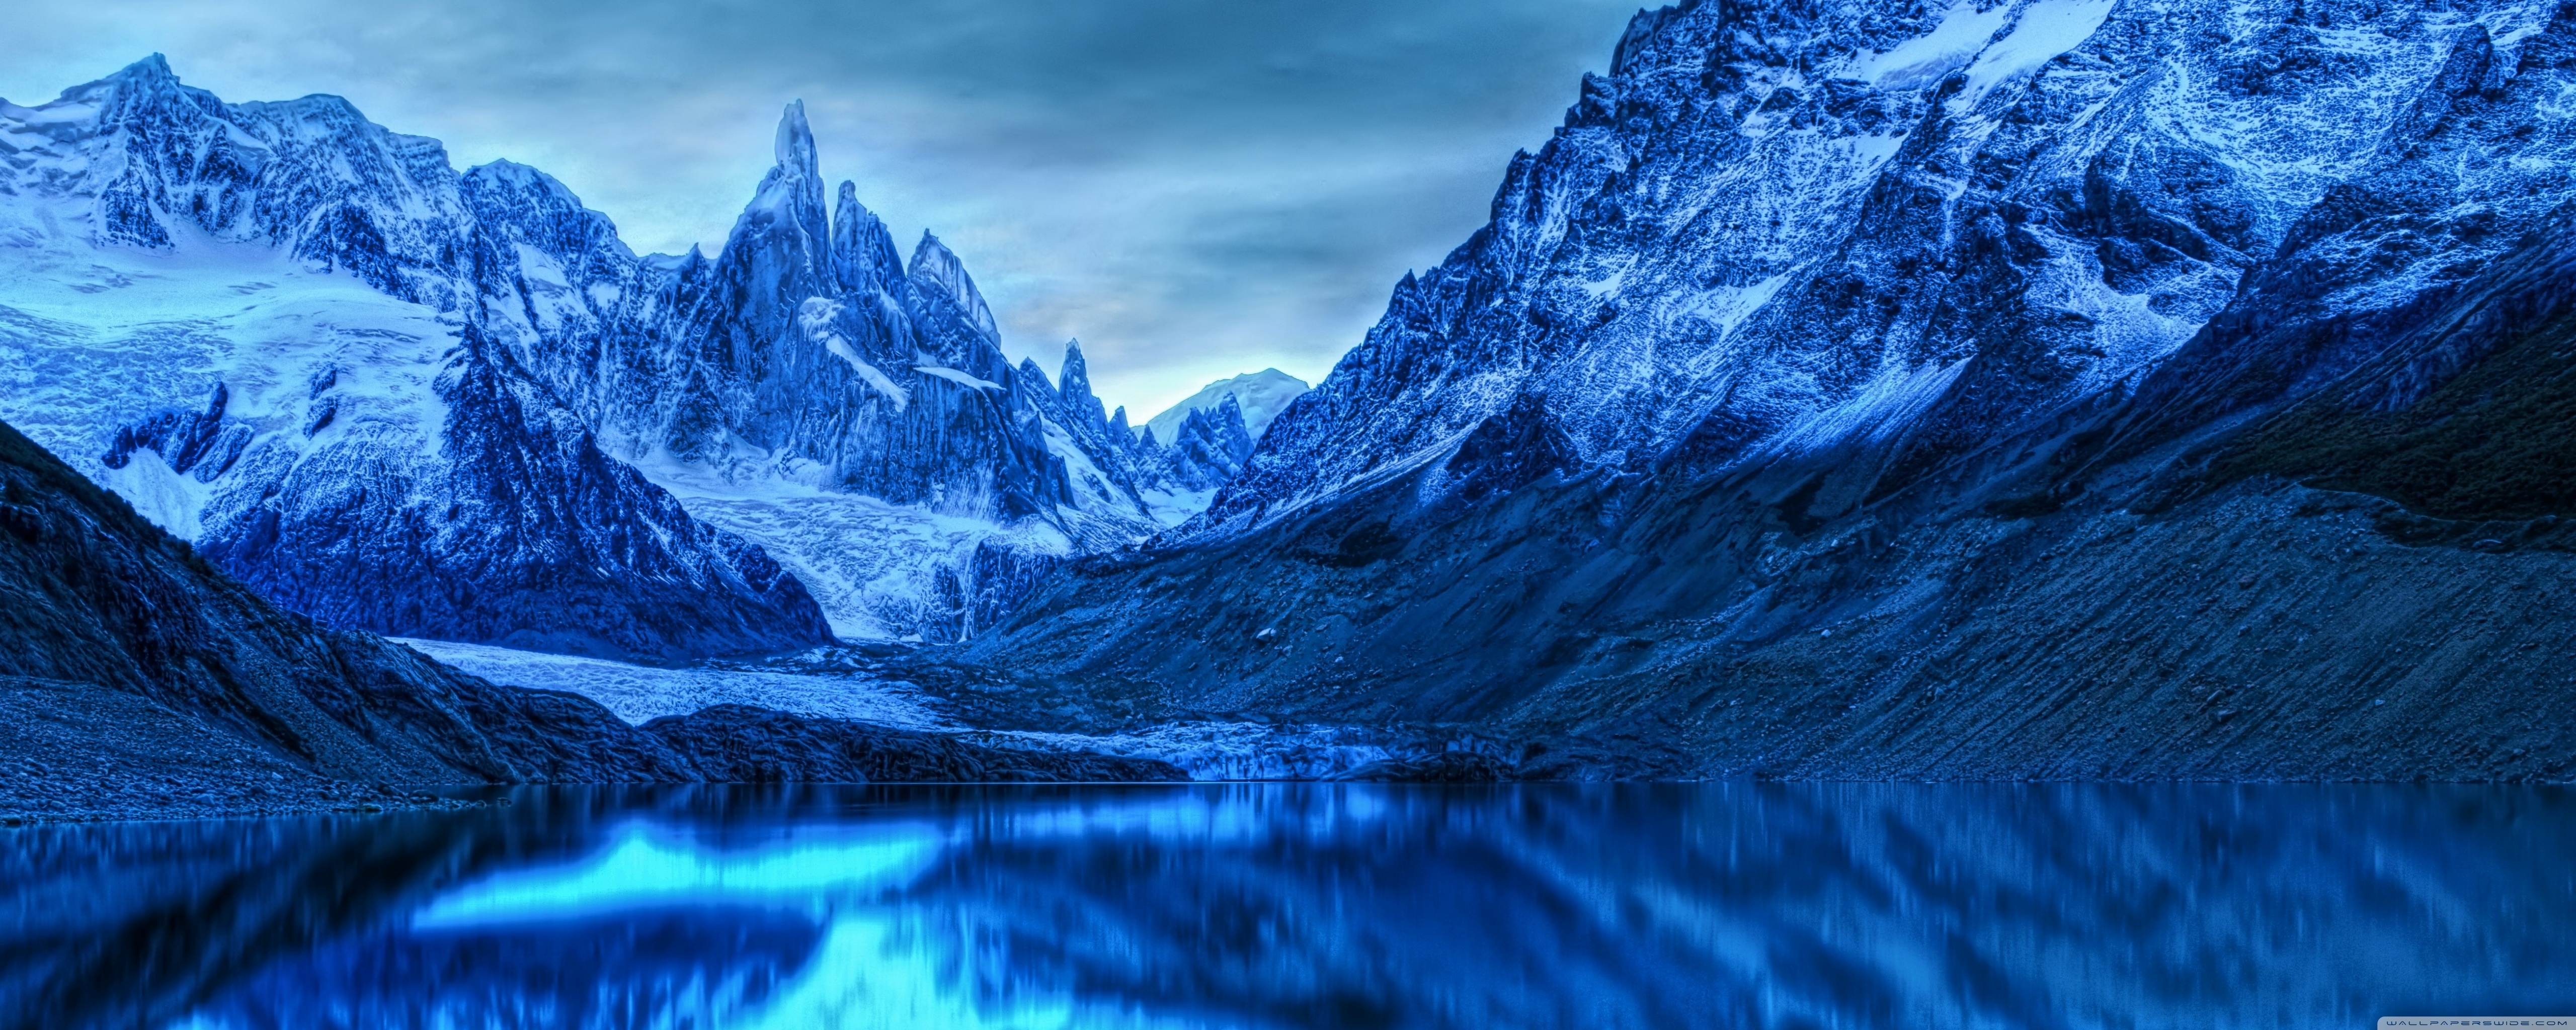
[0,672,1189,826]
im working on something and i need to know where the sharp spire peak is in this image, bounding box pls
[773,100,817,174]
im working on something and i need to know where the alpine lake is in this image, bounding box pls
[4,783,2572,1028]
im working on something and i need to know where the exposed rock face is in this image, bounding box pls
[971,0,2576,780]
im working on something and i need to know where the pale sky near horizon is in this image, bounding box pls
[4,0,1642,420]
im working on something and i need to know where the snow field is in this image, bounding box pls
[401,638,1397,780]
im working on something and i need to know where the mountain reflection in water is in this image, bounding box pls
[3,784,2571,1028]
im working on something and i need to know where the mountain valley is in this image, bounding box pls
[2,0,2571,814]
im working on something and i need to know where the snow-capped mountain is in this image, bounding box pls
[1143,368,1309,446]
[973,0,2576,780]
[462,102,1188,638]
[0,58,1216,651]
[1191,0,2547,536]
[0,56,830,660]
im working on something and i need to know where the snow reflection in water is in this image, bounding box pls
[4,784,2569,1028]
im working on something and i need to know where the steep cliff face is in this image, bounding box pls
[971,0,2576,780]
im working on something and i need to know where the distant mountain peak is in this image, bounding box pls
[114,53,178,84]
[1060,339,1093,394]
[1144,368,1310,446]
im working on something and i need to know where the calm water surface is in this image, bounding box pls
[3,784,2571,1028]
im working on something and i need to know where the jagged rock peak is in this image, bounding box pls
[720,101,834,289]
[1060,339,1095,401]
[1211,393,1247,433]
[1147,391,1257,491]
[1180,394,1252,447]
[909,231,1000,339]
[830,180,909,298]
[742,101,826,223]
[773,99,819,178]
[1017,356,1055,395]
[1057,338,1109,432]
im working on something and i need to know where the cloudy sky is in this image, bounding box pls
[5,0,1641,419]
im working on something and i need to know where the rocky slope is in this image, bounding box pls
[969,0,2576,781]
[0,416,1178,822]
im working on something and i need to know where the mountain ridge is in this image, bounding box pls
[0,56,1284,650]
[962,0,2576,781]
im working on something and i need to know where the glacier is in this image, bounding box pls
[393,636,949,729]
[398,636,1401,780]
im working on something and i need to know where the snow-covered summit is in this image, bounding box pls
[1144,368,1310,445]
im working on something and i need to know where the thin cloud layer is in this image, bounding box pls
[2,0,1637,417]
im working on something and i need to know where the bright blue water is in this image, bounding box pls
[3,784,2571,1028]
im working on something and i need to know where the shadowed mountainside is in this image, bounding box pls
[0,417,1178,821]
